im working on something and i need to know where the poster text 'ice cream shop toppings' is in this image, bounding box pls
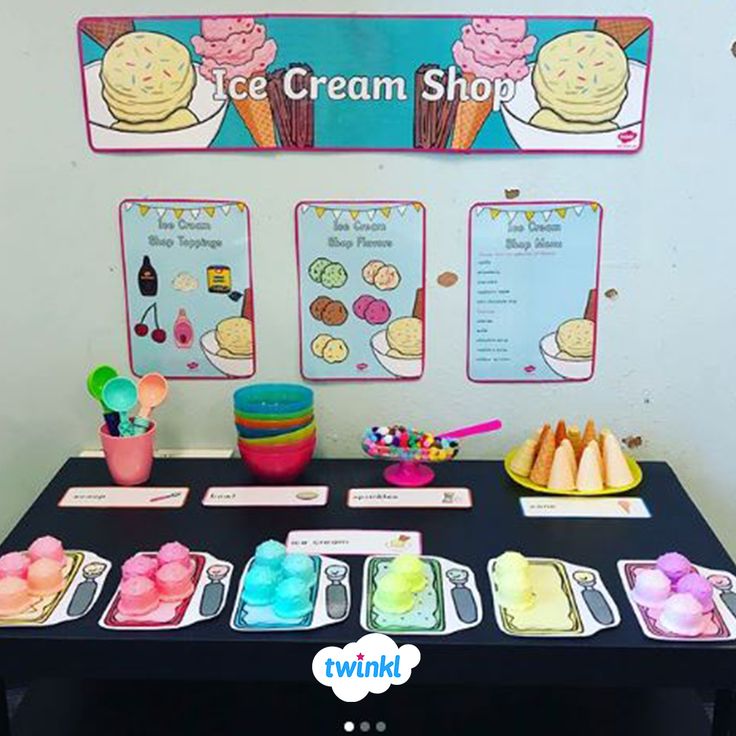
[78,14,652,153]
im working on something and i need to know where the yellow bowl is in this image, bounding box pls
[503,447,643,496]
[237,421,316,447]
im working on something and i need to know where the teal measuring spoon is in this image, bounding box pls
[102,377,138,437]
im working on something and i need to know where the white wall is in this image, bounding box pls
[2,0,735,551]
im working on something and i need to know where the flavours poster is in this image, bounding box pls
[78,15,652,153]
[296,201,425,381]
[467,201,602,383]
[120,200,255,379]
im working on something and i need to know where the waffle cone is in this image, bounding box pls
[548,446,576,491]
[560,438,578,477]
[581,419,597,450]
[510,438,538,478]
[79,19,134,49]
[594,18,651,49]
[554,420,568,446]
[232,96,277,148]
[530,427,555,486]
[450,73,493,150]
[567,425,583,460]
[577,441,604,492]
[603,433,634,487]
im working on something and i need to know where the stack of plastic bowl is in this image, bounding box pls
[234,384,316,483]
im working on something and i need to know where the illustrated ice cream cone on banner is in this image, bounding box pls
[450,18,536,149]
[192,17,278,147]
[594,18,651,49]
[79,18,134,48]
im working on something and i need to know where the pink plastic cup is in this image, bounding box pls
[100,421,156,486]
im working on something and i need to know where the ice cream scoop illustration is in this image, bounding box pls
[100,32,198,132]
[192,17,277,147]
[530,31,630,133]
[450,18,536,149]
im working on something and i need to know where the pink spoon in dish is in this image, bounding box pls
[437,418,503,440]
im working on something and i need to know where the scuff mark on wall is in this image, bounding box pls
[622,435,643,449]
[437,271,459,287]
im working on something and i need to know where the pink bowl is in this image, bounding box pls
[238,435,316,483]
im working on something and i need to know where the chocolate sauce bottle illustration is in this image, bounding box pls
[138,256,158,296]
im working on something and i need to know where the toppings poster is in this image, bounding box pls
[119,200,255,380]
[78,14,652,153]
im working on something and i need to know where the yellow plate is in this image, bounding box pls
[503,447,643,496]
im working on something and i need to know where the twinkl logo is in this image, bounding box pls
[312,633,420,702]
[326,654,401,679]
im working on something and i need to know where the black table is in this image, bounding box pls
[1,458,735,735]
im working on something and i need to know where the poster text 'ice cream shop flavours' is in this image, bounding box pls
[328,219,394,252]
[468,203,602,384]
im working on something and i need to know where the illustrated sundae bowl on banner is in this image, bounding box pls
[501,18,651,151]
[80,21,228,149]
[80,16,316,150]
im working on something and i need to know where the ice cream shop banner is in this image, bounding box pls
[77,15,653,153]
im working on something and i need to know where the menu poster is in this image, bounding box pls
[467,201,602,383]
[296,201,425,381]
[120,199,255,379]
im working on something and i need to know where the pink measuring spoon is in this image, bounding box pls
[437,418,503,441]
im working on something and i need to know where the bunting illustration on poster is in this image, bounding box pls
[467,201,602,383]
[119,199,256,379]
[77,14,652,153]
[296,201,425,381]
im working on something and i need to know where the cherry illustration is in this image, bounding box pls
[133,303,166,344]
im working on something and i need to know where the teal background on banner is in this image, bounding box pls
[80,16,650,150]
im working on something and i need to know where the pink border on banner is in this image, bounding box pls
[118,198,257,380]
[466,200,604,384]
[294,199,427,383]
[77,14,653,155]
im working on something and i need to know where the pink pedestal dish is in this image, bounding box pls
[384,461,436,487]
[118,575,160,616]
[0,552,30,580]
[100,421,156,486]
[0,577,33,617]
[27,559,64,596]
[28,536,65,564]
